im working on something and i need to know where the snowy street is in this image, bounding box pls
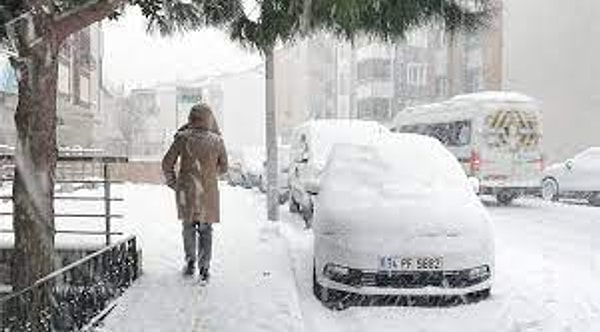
[99,184,600,332]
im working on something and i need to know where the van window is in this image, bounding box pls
[399,121,472,147]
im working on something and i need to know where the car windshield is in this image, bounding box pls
[310,121,388,168]
[323,136,469,193]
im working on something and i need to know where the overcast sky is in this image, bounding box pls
[102,7,261,90]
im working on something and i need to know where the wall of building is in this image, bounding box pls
[503,0,600,162]
[274,42,311,144]
[216,67,265,150]
[0,24,102,149]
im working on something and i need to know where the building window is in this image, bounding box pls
[434,29,446,48]
[76,29,93,71]
[407,63,428,87]
[357,97,391,121]
[58,62,70,95]
[79,75,90,103]
[435,77,448,98]
[465,68,483,93]
[357,58,391,82]
[59,39,71,61]
[406,29,429,48]
[338,72,349,95]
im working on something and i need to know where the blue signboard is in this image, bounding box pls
[0,54,18,94]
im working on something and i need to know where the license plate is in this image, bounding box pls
[378,256,443,271]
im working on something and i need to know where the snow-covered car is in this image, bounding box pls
[227,161,248,187]
[288,120,389,226]
[241,146,265,189]
[313,134,495,309]
[541,147,600,205]
[259,145,291,204]
[226,146,264,189]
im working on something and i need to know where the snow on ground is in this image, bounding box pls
[5,183,599,331]
[279,196,600,332]
[98,184,304,332]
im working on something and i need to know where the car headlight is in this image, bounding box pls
[467,265,491,281]
[323,263,350,279]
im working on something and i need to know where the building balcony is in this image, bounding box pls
[355,81,394,99]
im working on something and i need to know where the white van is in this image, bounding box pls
[391,91,543,205]
[288,120,389,226]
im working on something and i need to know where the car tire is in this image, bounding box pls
[301,203,314,228]
[258,177,266,193]
[289,197,300,213]
[587,193,600,206]
[541,178,559,202]
[496,190,517,206]
[466,288,491,303]
[278,191,289,205]
[313,265,349,310]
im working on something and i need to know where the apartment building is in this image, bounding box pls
[0,23,103,149]
[274,25,502,132]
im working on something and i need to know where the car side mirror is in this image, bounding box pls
[565,159,574,170]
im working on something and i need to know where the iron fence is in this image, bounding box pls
[0,236,139,331]
[0,155,128,245]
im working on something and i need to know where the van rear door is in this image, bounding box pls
[480,109,543,188]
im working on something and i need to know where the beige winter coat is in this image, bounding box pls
[162,126,228,223]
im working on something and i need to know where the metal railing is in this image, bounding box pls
[0,236,140,331]
[0,155,128,245]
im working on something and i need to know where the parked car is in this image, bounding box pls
[241,146,265,189]
[227,160,248,187]
[259,145,291,204]
[226,149,249,187]
[288,120,389,226]
[226,146,264,189]
[541,147,600,205]
[313,134,495,309]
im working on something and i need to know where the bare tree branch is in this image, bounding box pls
[53,0,127,41]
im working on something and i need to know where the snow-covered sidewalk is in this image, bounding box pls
[96,185,600,332]
[99,184,304,332]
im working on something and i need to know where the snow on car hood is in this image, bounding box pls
[314,135,493,249]
[316,186,490,241]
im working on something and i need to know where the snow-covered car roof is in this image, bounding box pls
[298,119,390,167]
[578,146,600,156]
[321,134,469,192]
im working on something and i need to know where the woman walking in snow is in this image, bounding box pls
[162,104,228,282]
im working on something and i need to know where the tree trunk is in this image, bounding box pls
[264,46,279,221]
[10,41,59,327]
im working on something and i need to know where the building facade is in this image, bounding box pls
[0,23,103,149]
[273,25,502,135]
